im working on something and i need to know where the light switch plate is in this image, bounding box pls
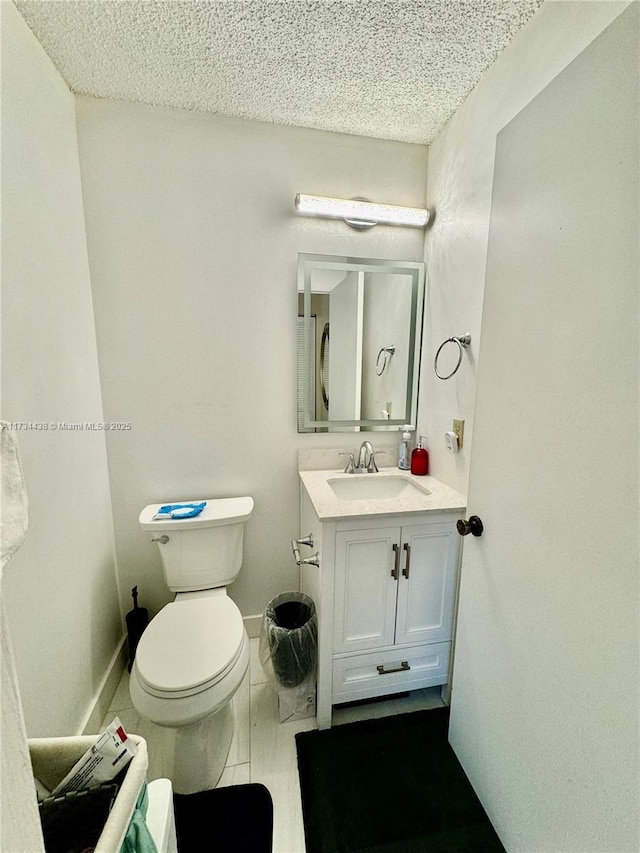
[453,418,465,449]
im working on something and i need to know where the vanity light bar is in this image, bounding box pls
[294,194,430,229]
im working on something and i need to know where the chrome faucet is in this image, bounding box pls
[357,441,373,472]
[341,442,382,473]
[357,441,381,473]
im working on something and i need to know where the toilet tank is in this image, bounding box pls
[139,497,254,592]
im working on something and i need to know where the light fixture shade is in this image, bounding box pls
[294,194,430,228]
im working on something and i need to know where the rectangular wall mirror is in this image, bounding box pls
[297,253,425,433]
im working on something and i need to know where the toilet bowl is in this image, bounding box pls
[131,497,253,794]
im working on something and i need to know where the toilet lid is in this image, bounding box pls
[135,596,244,695]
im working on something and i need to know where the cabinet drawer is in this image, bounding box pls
[332,643,451,704]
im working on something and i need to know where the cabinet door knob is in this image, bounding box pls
[456,516,484,537]
[391,543,400,579]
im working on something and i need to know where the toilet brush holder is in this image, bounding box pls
[126,586,149,672]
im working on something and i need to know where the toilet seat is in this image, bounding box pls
[135,596,244,699]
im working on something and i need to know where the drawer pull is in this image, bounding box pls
[377,661,410,675]
[391,543,400,579]
[402,542,411,578]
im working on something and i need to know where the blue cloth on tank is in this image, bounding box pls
[153,502,206,520]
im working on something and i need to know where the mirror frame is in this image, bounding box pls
[298,253,425,431]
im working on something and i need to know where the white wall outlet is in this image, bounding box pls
[453,418,465,449]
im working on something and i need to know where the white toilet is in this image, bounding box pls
[130,496,254,794]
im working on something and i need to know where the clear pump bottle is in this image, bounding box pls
[398,425,414,470]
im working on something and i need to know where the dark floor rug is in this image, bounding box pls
[296,707,504,853]
[173,783,273,852]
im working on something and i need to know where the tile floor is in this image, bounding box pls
[103,638,445,853]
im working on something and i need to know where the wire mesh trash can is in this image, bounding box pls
[259,591,317,721]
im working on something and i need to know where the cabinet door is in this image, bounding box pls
[394,521,459,646]
[334,526,400,654]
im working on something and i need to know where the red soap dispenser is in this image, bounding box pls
[411,435,429,476]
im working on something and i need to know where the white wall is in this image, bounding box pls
[74,100,427,620]
[418,0,633,495]
[1,3,121,737]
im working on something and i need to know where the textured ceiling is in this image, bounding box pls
[14,0,545,145]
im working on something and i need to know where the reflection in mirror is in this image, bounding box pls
[297,254,425,433]
[320,322,330,410]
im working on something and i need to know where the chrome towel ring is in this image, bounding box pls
[376,345,396,376]
[434,333,471,380]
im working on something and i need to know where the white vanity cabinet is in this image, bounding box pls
[334,521,458,653]
[298,468,466,730]
[331,518,459,704]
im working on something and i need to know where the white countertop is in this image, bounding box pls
[299,467,467,521]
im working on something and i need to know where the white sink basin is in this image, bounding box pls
[327,475,431,501]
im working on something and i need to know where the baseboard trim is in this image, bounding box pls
[79,635,128,735]
[243,614,262,639]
